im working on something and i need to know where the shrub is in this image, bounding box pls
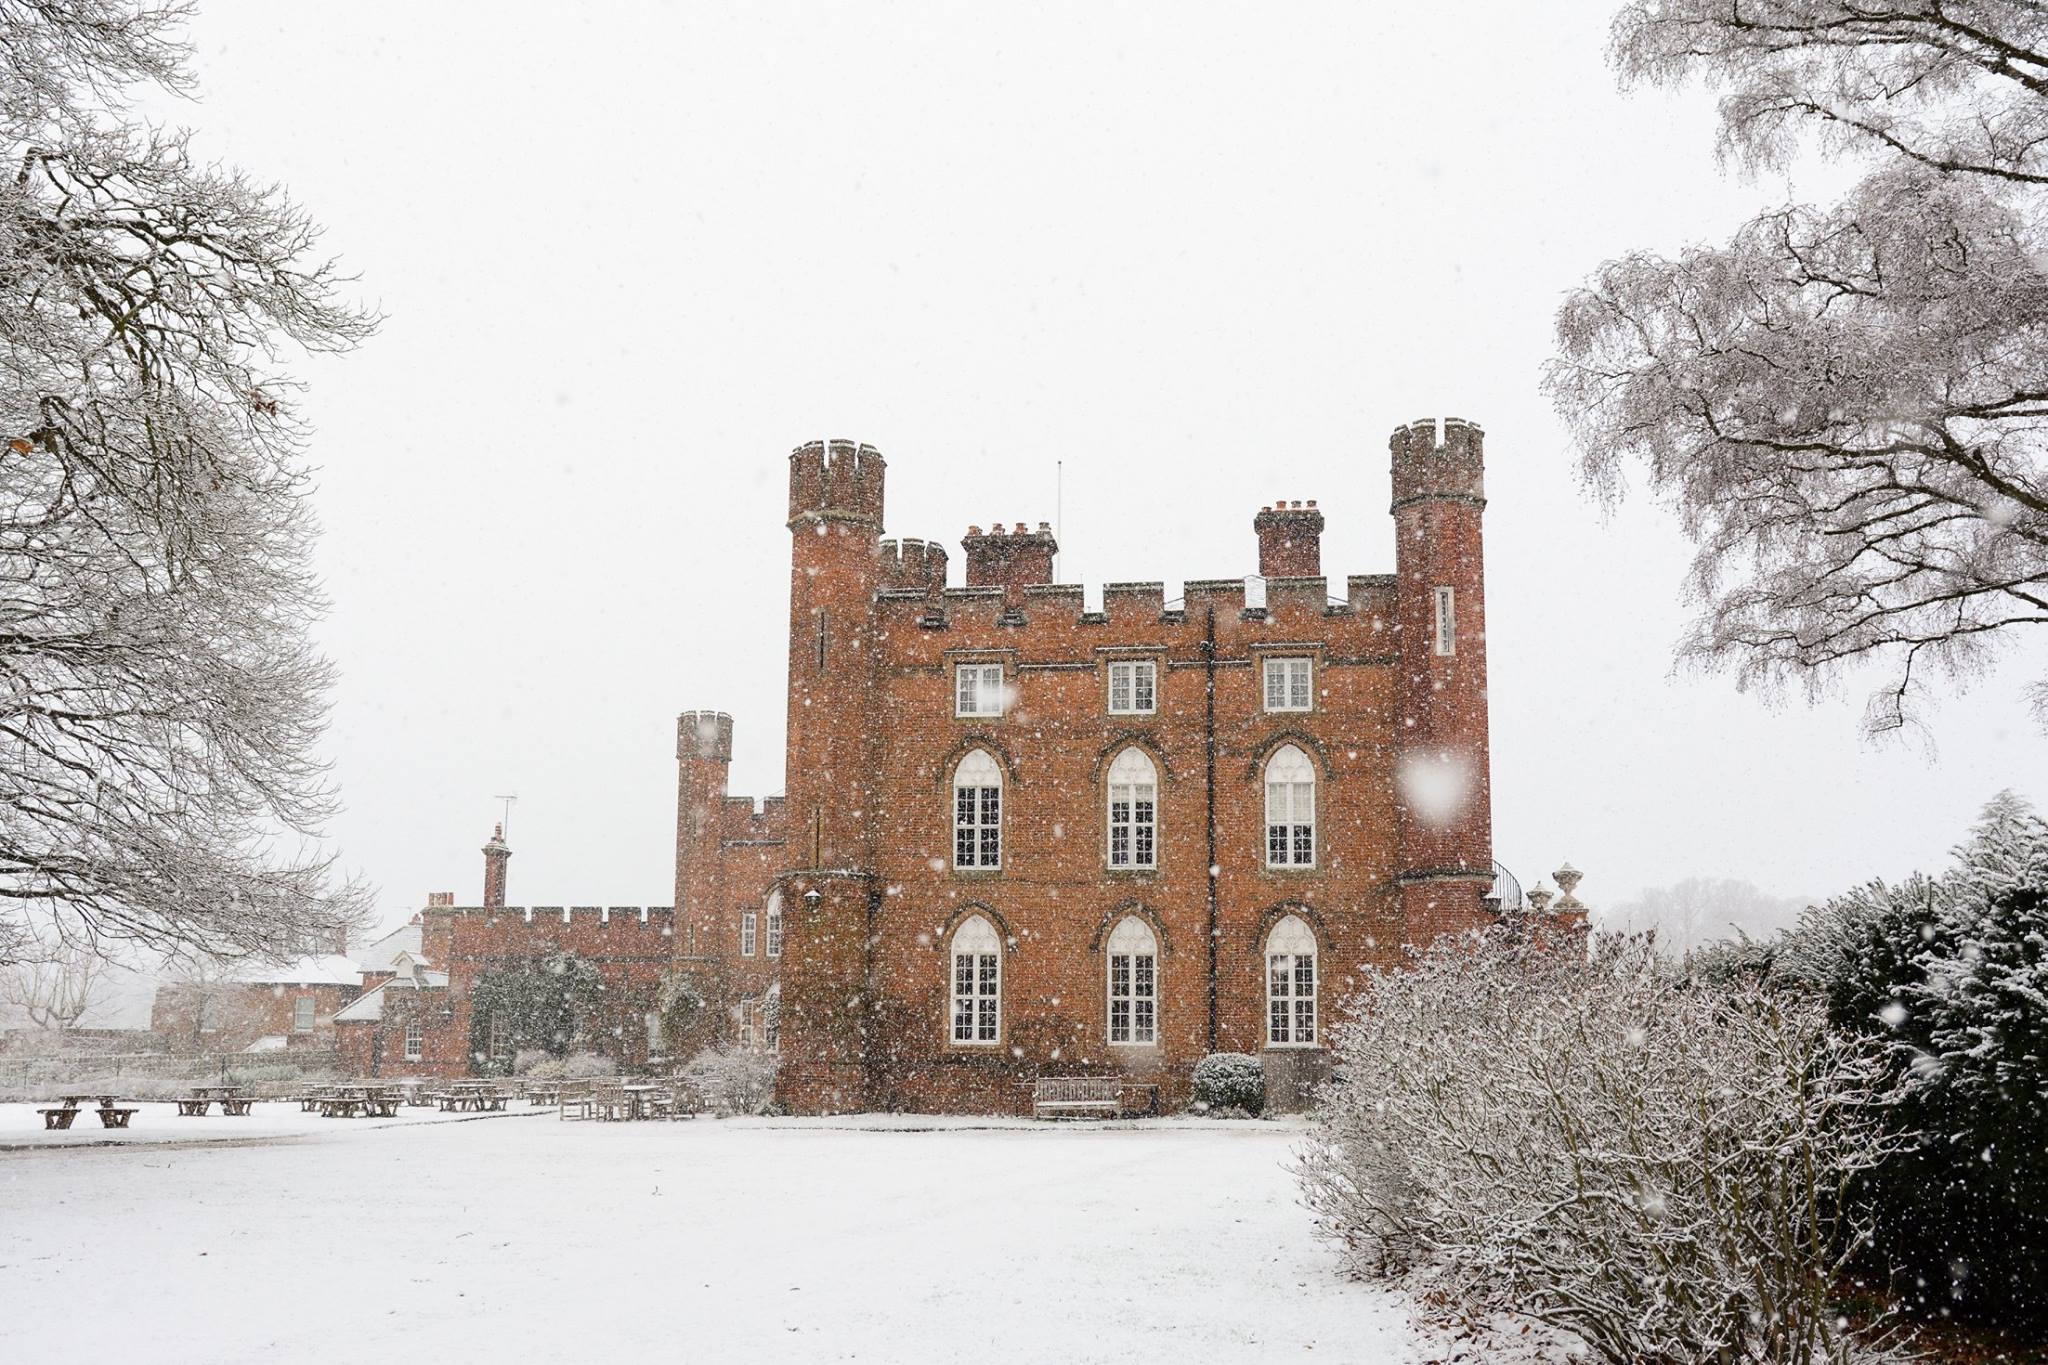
[521,1057,566,1081]
[1191,1052,1264,1116]
[562,1051,616,1080]
[1299,931,1900,1365]
[465,951,606,1076]
[680,1047,777,1115]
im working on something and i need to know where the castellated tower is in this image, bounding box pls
[1389,418,1494,940]
[672,709,732,957]
[778,438,887,1113]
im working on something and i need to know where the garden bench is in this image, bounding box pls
[96,1107,137,1129]
[1031,1077,1123,1120]
[38,1107,77,1130]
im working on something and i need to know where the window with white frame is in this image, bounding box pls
[764,988,780,1053]
[738,998,757,1050]
[1263,656,1313,712]
[292,995,315,1033]
[404,1021,424,1060]
[1108,659,1156,714]
[955,662,1006,717]
[1434,586,1456,656]
[765,891,783,958]
[741,910,758,956]
[950,914,1001,1044]
[952,749,1003,869]
[1266,914,1317,1046]
[1106,748,1158,869]
[489,1013,510,1059]
[1264,744,1316,868]
[1106,916,1158,1045]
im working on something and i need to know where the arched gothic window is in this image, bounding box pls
[1264,744,1315,868]
[953,750,1003,869]
[1106,748,1158,869]
[950,914,1002,1045]
[1106,916,1158,1045]
[1266,914,1317,1046]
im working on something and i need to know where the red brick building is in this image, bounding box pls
[695,419,1498,1114]
[349,419,1497,1110]
[151,955,364,1054]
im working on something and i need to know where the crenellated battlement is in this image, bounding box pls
[878,537,947,594]
[677,709,733,762]
[427,904,676,924]
[867,569,1389,639]
[789,437,886,529]
[1389,416,1485,510]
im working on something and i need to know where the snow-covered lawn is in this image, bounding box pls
[0,1104,1431,1364]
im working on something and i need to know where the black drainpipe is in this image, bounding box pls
[1203,606,1219,1053]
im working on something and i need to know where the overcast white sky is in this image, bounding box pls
[146,1,2048,934]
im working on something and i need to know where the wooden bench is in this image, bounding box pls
[364,1096,400,1118]
[38,1107,78,1130]
[218,1097,253,1116]
[95,1107,137,1129]
[1031,1077,1124,1120]
[173,1097,212,1116]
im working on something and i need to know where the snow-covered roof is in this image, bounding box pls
[333,983,385,1023]
[332,966,448,1025]
[351,919,422,972]
[231,954,363,987]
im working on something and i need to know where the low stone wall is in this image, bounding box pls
[0,1050,344,1101]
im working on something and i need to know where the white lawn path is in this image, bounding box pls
[0,1106,1431,1364]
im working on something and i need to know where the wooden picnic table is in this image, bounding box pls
[622,1083,667,1121]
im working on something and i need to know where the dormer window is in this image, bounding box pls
[955,663,1006,718]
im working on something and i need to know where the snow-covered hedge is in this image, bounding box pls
[1299,931,1901,1365]
[1191,1052,1264,1116]
[1771,792,2048,1325]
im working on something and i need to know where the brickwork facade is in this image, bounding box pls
[684,420,1498,1114]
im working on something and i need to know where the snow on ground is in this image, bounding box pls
[0,1104,1434,1364]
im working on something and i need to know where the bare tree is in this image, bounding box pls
[0,2,376,958]
[1548,2,2048,734]
[0,917,107,1029]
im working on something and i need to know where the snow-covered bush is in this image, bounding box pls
[521,1057,566,1081]
[1299,931,1901,1365]
[1777,792,2048,1323]
[1191,1052,1264,1116]
[562,1051,616,1080]
[680,1047,777,1115]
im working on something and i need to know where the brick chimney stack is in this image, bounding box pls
[1254,500,1324,578]
[481,824,511,908]
[961,521,1058,604]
